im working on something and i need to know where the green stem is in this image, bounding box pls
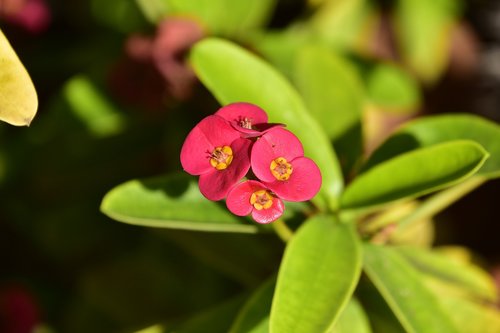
[272,219,294,243]
[397,176,487,232]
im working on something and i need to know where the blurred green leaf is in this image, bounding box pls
[270,215,362,332]
[363,114,500,179]
[341,140,489,210]
[294,45,364,174]
[0,29,37,126]
[294,45,364,142]
[165,0,277,36]
[440,296,500,333]
[135,0,169,23]
[363,243,460,333]
[330,298,372,333]
[309,0,375,50]
[397,246,497,302]
[229,277,275,333]
[101,173,258,233]
[63,75,126,138]
[190,37,343,210]
[356,278,406,333]
[366,63,421,113]
[393,0,462,83]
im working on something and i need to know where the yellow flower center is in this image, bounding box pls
[250,190,274,210]
[210,146,233,170]
[270,157,293,181]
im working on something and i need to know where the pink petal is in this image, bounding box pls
[180,115,240,175]
[215,102,268,125]
[198,138,252,200]
[226,180,262,216]
[251,197,284,224]
[265,157,322,202]
[251,127,304,182]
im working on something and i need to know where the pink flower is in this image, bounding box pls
[180,115,251,200]
[215,102,282,138]
[251,127,321,201]
[226,180,284,224]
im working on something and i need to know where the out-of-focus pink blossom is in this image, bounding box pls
[0,0,51,34]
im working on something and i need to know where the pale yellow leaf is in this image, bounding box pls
[0,29,38,126]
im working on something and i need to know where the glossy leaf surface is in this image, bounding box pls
[363,114,500,179]
[341,140,488,209]
[270,215,362,332]
[101,173,257,233]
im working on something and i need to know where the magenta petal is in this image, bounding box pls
[215,102,268,124]
[251,127,304,182]
[226,180,261,216]
[180,115,239,175]
[198,138,252,200]
[252,197,284,224]
[265,157,322,202]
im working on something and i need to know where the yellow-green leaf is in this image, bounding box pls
[0,29,37,126]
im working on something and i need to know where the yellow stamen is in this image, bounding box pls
[270,157,293,181]
[210,146,233,170]
[250,190,274,210]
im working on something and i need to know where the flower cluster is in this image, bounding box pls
[180,102,321,224]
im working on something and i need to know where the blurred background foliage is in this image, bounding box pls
[0,0,499,332]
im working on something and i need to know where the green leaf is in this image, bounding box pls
[363,114,500,179]
[63,75,126,138]
[100,173,258,233]
[393,0,462,83]
[135,0,169,23]
[330,298,372,333]
[91,0,148,33]
[293,45,364,174]
[270,215,362,333]
[229,277,275,333]
[190,37,344,210]
[363,243,460,333]
[294,45,364,142]
[165,0,277,37]
[341,140,489,209]
[0,29,37,126]
[309,0,375,50]
[440,296,500,333]
[366,63,421,113]
[397,246,497,302]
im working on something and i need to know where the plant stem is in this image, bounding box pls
[272,219,294,243]
[397,176,487,232]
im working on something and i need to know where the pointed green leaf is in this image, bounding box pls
[397,246,497,302]
[101,173,258,233]
[0,29,37,126]
[363,243,460,333]
[341,140,489,209]
[363,114,500,179]
[330,298,372,333]
[270,215,362,333]
[229,277,275,333]
[190,38,344,210]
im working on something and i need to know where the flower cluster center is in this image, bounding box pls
[250,190,273,210]
[270,157,293,181]
[238,117,253,129]
[210,146,233,170]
